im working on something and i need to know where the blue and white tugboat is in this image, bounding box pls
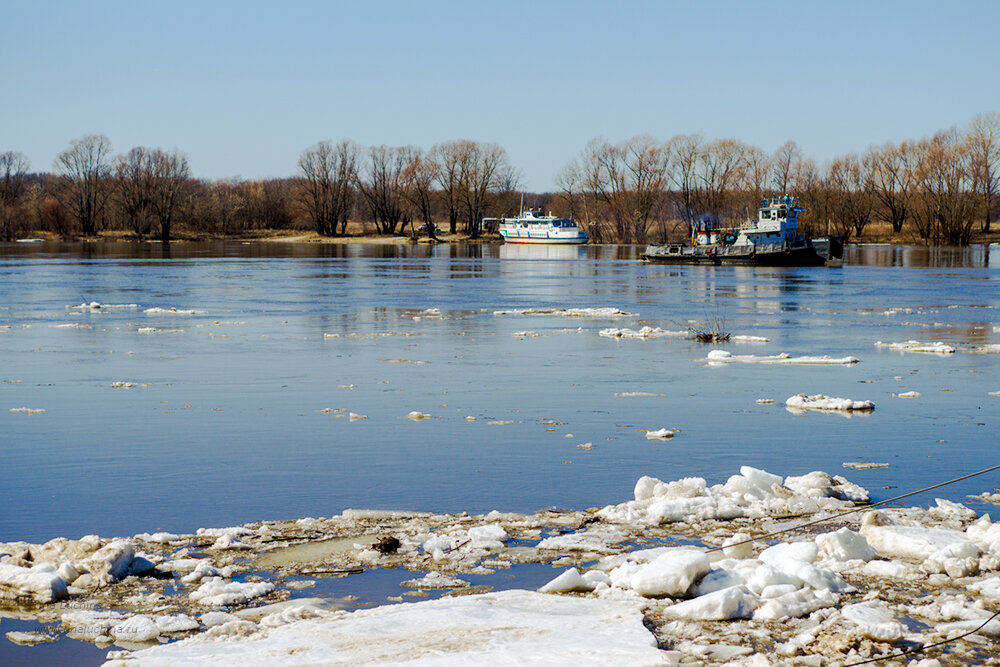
[498,208,589,245]
[642,196,842,266]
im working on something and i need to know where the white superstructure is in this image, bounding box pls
[498,209,589,245]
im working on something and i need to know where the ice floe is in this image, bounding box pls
[731,335,770,342]
[102,591,662,666]
[405,411,432,420]
[143,307,208,315]
[9,407,45,414]
[875,340,956,354]
[896,390,921,398]
[599,326,687,338]
[494,307,636,317]
[706,350,860,365]
[49,322,92,329]
[645,428,675,439]
[67,302,138,310]
[785,394,875,412]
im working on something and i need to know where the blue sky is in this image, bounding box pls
[3,0,998,190]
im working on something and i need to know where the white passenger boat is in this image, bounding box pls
[498,209,589,245]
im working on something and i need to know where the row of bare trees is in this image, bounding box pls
[296,139,519,238]
[2,114,998,243]
[556,113,999,245]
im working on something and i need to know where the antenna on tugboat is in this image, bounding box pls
[519,193,524,217]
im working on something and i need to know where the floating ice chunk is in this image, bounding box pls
[758,542,853,592]
[752,587,837,622]
[113,590,661,665]
[815,528,877,562]
[348,413,367,421]
[401,572,470,589]
[0,562,68,602]
[614,391,664,397]
[68,302,138,310]
[539,567,612,593]
[199,611,240,628]
[843,462,889,470]
[135,532,181,543]
[732,335,770,342]
[189,577,274,606]
[645,428,674,439]
[63,609,125,638]
[875,340,955,354]
[144,307,208,315]
[972,344,1000,353]
[896,391,921,398]
[970,576,1000,600]
[663,585,758,621]
[210,533,250,550]
[609,547,710,597]
[841,601,905,642]
[706,352,859,365]
[49,322,92,329]
[111,614,160,642]
[405,411,432,420]
[467,524,508,549]
[109,381,136,389]
[181,560,223,583]
[633,475,707,502]
[493,307,636,317]
[155,613,200,634]
[84,539,135,586]
[9,407,45,414]
[785,394,874,411]
[784,471,869,502]
[599,326,686,339]
[512,330,543,337]
[691,568,746,596]
[862,559,914,578]
[861,511,974,560]
[536,528,626,553]
[5,631,54,644]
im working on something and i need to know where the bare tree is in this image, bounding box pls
[555,159,583,221]
[912,130,977,245]
[297,140,358,236]
[0,151,31,239]
[55,134,113,236]
[357,145,410,234]
[826,154,875,240]
[430,141,463,234]
[772,140,802,193]
[148,149,190,242]
[114,147,155,238]
[867,141,915,234]
[458,141,509,238]
[666,134,703,235]
[967,112,1000,233]
[400,148,437,231]
[581,136,667,243]
[697,138,748,219]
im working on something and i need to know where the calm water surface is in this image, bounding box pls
[1,241,998,544]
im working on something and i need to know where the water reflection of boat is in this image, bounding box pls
[498,243,588,261]
[642,196,842,266]
[498,209,589,245]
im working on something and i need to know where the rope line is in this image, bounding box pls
[840,608,1000,666]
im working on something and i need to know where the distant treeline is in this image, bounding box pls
[0,113,997,245]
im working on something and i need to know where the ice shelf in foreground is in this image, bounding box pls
[103,591,662,666]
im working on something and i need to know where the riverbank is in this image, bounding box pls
[9,221,1000,247]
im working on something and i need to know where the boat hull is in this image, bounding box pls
[501,236,589,245]
[642,237,842,266]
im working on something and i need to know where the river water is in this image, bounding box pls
[1,241,998,546]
